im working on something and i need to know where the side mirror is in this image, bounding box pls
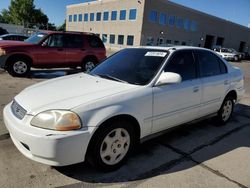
[41,41,47,47]
[155,72,182,86]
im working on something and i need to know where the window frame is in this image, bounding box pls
[96,12,102,21]
[164,49,199,81]
[127,35,134,46]
[195,50,227,78]
[69,15,72,22]
[73,14,77,22]
[78,14,82,22]
[120,10,126,20]
[90,13,95,21]
[84,13,88,22]
[111,11,117,21]
[110,34,115,44]
[149,10,157,22]
[159,13,167,25]
[118,35,124,45]
[103,11,109,21]
[129,9,137,20]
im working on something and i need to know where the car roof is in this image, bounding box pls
[40,30,96,36]
[0,34,27,37]
[136,45,214,52]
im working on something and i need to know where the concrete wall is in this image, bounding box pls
[66,0,145,50]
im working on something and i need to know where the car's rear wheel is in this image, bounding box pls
[7,57,31,77]
[87,120,136,171]
[216,96,234,124]
[234,56,239,62]
[81,58,97,73]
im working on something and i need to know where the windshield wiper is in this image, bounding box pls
[94,74,128,83]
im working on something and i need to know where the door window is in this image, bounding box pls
[198,50,224,77]
[45,34,64,47]
[164,50,197,81]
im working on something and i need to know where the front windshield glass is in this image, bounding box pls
[25,32,48,44]
[90,48,168,85]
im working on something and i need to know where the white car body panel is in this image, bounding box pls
[3,46,245,166]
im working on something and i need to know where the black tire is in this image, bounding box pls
[87,120,136,171]
[81,58,97,73]
[7,57,31,77]
[216,96,234,124]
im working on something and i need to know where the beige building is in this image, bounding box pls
[66,0,250,52]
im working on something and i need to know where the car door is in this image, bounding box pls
[33,34,67,67]
[64,34,86,66]
[152,50,202,133]
[196,50,230,117]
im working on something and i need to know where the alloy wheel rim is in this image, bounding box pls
[85,61,95,72]
[13,61,27,74]
[222,100,233,121]
[100,128,130,165]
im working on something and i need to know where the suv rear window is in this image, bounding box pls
[87,35,104,48]
[65,34,84,48]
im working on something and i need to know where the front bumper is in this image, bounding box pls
[3,103,92,166]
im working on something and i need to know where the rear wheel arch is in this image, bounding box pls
[81,55,99,72]
[225,90,237,102]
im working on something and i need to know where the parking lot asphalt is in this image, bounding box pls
[0,60,250,188]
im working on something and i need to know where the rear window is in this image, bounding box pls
[64,34,84,48]
[87,35,104,48]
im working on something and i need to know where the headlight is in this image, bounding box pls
[31,110,82,131]
[0,48,6,56]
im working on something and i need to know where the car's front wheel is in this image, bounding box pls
[216,96,234,124]
[7,57,31,77]
[87,120,136,171]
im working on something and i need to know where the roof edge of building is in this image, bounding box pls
[66,0,116,8]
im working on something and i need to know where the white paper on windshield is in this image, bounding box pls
[37,34,45,37]
[145,51,167,57]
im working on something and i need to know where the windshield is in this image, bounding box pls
[90,48,168,85]
[25,32,48,44]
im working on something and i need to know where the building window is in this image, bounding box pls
[166,39,171,44]
[159,13,167,25]
[181,41,186,46]
[102,34,107,43]
[169,15,175,26]
[174,40,180,45]
[129,9,137,20]
[157,38,164,46]
[78,14,82,22]
[73,14,77,22]
[176,18,183,28]
[191,21,197,31]
[146,37,154,46]
[127,35,134,45]
[84,13,88,22]
[69,15,72,22]
[120,10,126,20]
[184,19,190,30]
[96,12,101,21]
[118,35,124,45]
[103,11,109,21]
[149,10,157,22]
[111,11,117,20]
[110,34,115,44]
[90,13,94,21]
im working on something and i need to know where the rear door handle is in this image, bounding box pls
[193,86,199,93]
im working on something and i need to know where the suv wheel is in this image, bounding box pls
[216,96,234,124]
[87,120,136,171]
[81,58,96,73]
[7,58,31,77]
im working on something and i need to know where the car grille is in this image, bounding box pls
[11,100,27,120]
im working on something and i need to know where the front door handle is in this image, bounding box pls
[193,86,199,93]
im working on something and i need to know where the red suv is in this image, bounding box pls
[0,31,106,76]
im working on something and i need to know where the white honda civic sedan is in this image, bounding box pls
[3,46,244,170]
